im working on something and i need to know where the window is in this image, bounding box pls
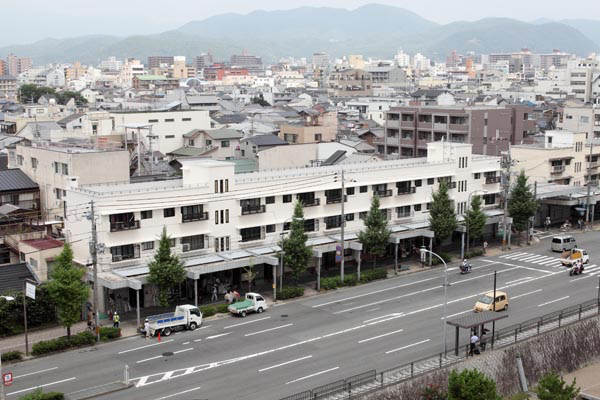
[474,173,481,179]
[181,205,206,222]
[142,241,154,251]
[266,224,276,233]
[110,244,140,262]
[315,133,322,141]
[325,215,342,229]
[345,213,354,221]
[148,119,159,123]
[359,211,367,219]
[283,194,292,203]
[283,222,291,231]
[165,135,175,139]
[182,118,192,122]
[426,202,432,210]
[397,205,411,217]
[241,149,245,156]
[221,140,230,148]
[181,234,206,251]
[164,208,175,218]
[165,118,175,122]
[413,204,422,212]
[206,139,212,146]
[427,178,434,185]
[325,189,344,204]
[414,180,422,187]
[31,158,38,169]
[215,236,231,252]
[360,186,368,193]
[265,196,275,204]
[169,238,176,247]
[189,140,195,146]
[141,210,153,219]
[346,187,355,195]
[241,226,263,242]
[62,163,69,175]
[214,179,229,193]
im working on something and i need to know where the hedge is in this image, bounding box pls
[200,306,216,317]
[1,350,23,363]
[215,303,230,314]
[277,286,304,300]
[99,327,120,341]
[464,248,485,259]
[18,389,63,400]
[0,285,57,336]
[321,268,388,291]
[31,332,95,356]
[431,252,453,266]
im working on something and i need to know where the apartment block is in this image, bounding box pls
[65,142,501,312]
[557,103,600,139]
[147,56,174,69]
[328,69,372,97]
[6,54,32,76]
[0,75,18,101]
[278,107,338,144]
[380,104,535,158]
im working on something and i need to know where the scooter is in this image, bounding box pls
[569,264,584,276]
[459,263,472,274]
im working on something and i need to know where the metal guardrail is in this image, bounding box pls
[281,298,600,400]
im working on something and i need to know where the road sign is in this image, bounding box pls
[3,372,13,386]
[335,245,342,262]
[25,281,36,300]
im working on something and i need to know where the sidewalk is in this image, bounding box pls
[564,362,600,399]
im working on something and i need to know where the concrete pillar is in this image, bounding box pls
[394,242,398,275]
[136,289,140,329]
[316,257,322,292]
[194,278,198,307]
[357,250,362,281]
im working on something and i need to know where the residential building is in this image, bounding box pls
[0,60,6,75]
[119,59,145,87]
[230,53,263,72]
[100,56,123,72]
[45,68,66,87]
[312,52,330,68]
[0,75,18,101]
[132,75,179,91]
[239,134,288,162]
[364,64,409,88]
[9,141,129,219]
[328,69,372,97]
[65,142,501,313]
[380,104,535,158]
[14,234,64,281]
[148,56,174,69]
[278,107,338,144]
[511,131,587,186]
[0,169,40,214]
[172,56,188,79]
[566,57,600,102]
[556,102,600,139]
[65,61,87,82]
[170,128,243,160]
[195,53,213,70]
[6,54,32,76]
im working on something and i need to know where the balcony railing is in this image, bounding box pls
[374,189,393,197]
[300,198,320,207]
[397,187,417,195]
[182,212,209,223]
[326,195,347,204]
[241,205,266,215]
[485,176,501,184]
[551,165,565,173]
[589,161,600,168]
[110,220,140,232]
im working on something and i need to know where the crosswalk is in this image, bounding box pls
[497,252,600,277]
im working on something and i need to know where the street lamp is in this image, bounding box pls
[420,247,449,356]
[466,190,488,254]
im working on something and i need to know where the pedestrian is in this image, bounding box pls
[483,241,488,254]
[144,319,150,339]
[578,218,583,230]
[224,290,232,304]
[469,333,479,356]
[211,284,218,301]
[545,217,551,232]
[480,328,489,351]
[113,311,120,328]
[233,288,240,301]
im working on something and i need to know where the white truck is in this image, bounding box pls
[560,248,589,267]
[228,293,268,317]
[145,305,203,337]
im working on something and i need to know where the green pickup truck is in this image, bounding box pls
[228,292,268,317]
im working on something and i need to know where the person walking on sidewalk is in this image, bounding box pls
[545,217,551,232]
[113,312,120,328]
[144,319,150,339]
[211,284,218,301]
[483,241,488,254]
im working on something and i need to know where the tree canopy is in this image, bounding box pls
[465,195,486,244]
[20,84,87,105]
[281,202,312,283]
[429,180,458,245]
[148,227,186,307]
[536,371,580,400]
[358,195,391,266]
[508,170,537,235]
[447,369,500,400]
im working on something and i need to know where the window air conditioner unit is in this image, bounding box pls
[182,243,191,252]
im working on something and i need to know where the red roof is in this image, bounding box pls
[21,237,64,251]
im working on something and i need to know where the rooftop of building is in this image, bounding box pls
[21,237,64,251]
[135,75,177,81]
[0,169,39,193]
[24,139,126,154]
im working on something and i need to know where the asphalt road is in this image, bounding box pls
[4,229,600,400]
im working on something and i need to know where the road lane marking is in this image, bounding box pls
[117,339,174,354]
[153,386,202,400]
[7,377,76,396]
[363,313,403,324]
[285,367,340,384]
[258,355,313,372]
[512,289,543,299]
[385,339,431,354]
[245,323,293,337]
[441,310,472,320]
[174,348,194,354]
[366,308,381,312]
[136,355,163,364]
[195,325,212,331]
[505,277,532,285]
[206,332,232,339]
[358,329,404,343]
[14,367,58,379]
[311,276,441,308]
[538,296,570,307]
[193,338,203,342]
[223,316,270,329]
[182,342,190,345]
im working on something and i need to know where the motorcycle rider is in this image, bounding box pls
[461,259,471,273]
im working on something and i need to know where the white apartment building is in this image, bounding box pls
[65,142,502,313]
[110,109,211,154]
[557,103,600,139]
[10,142,129,220]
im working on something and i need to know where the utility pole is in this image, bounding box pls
[90,200,100,343]
[340,168,345,283]
[501,145,513,251]
[586,140,594,225]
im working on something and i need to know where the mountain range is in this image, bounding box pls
[1,4,600,65]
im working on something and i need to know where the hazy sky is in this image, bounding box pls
[2,0,600,46]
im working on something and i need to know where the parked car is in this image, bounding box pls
[228,292,267,317]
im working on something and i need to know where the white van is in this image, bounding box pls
[551,235,577,252]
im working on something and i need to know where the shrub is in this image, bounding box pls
[200,306,216,317]
[1,350,23,363]
[359,268,387,283]
[0,285,57,336]
[464,249,484,259]
[535,371,579,400]
[320,269,387,291]
[431,252,453,266]
[18,389,64,400]
[277,286,304,300]
[321,276,341,291]
[215,303,230,314]
[447,369,500,400]
[420,383,447,400]
[31,332,95,356]
[99,327,120,341]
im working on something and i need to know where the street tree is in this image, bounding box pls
[358,195,391,267]
[465,195,486,247]
[447,369,500,400]
[508,170,538,243]
[148,227,186,307]
[535,371,580,400]
[429,180,458,246]
[280,202,312,283]
[46,243,90,338]
[242,257,258,292]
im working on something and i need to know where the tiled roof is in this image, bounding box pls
[21,237,64,251]
[0,263,36,294]
[0,169,38,193]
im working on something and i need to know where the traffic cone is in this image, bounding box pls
[157,332,161,342]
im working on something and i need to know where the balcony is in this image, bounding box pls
[110,220,140,232]
[401,121,415,129]
[397,187,417,195]
[417,121,432,129]
[374,189,393,197]
[485,176,501,184]
[300,198,320,207]
[447,182,457,189]
[589,161,600,169]
[433,123,447,131]
[449,123,468,132]
[182,212,209,223]
[326,195,347,205]
[551,165,565,174]
[397,210,413,218]
[241,205,266,215]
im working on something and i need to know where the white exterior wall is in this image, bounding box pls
[65,143,501,274]
[111,110,211,154]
